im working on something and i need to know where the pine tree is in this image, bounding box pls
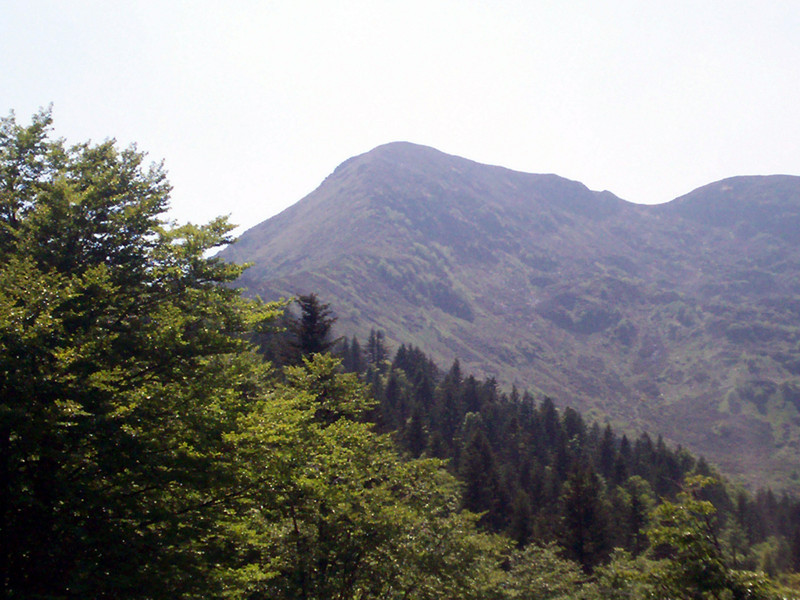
[340,335,365,373]
[367,329,389,367]
[559,465,611,571]
[459,418,508,530]
[404,403,428,458]
[509,489,535,546]
[288,293,337,360]
[597,424,617,479]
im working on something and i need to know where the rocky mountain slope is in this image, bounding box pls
[221,142,800,491]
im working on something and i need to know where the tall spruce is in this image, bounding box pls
[288,293,337,359]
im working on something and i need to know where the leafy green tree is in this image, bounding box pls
[493,543,589,600]
[0,109,514,600]
[0,109,279,598]
[221,354,507,599]
[590,549,658,600]
[643,476,781,600]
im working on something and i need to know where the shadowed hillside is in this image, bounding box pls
[221,143,800,491]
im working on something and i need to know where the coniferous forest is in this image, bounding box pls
[3,111,800,599]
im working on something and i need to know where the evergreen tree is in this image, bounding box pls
[288,292,337,360]
[367,328,389,367]
[459,418,508,530]
[509,489,535,546]
[597,424,617,479]
[340,335,365,373]
[559,465,611,571]
[404,402,429,458]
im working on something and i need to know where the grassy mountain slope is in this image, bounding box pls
[221,143,800,491]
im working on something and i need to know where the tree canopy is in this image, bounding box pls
[0,108,282,597]
[0,109,506,600]
[1,110,795,599]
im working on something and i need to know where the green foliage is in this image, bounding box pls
[358,341,800,590]
[645,476,730,598]
[591,549,659,600]
[0,110,513,600]
[642,476,782,600]
[4,111,798,599]
[494,543,589,600]
[0,108,282,598]
[288,292,338,360]
[218,354,508,599]
[558,466,611,570]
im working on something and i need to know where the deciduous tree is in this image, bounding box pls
[0,108,279,598]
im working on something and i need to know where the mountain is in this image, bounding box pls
[220,142,800,491]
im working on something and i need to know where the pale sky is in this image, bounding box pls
[2,1,798,233]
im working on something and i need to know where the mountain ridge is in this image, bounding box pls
[221,143,800,491]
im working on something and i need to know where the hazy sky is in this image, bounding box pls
[3,1,798,232]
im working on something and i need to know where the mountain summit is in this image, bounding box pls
[221,143,800,490]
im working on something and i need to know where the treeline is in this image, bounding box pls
[338,334,800,576]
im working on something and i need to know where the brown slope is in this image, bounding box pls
[221,143,800,492]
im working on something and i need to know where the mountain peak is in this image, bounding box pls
[330,141,485,184]
[661,174,800,242]
[223,145,800,491]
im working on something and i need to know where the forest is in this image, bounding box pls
[2,110,799,599]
